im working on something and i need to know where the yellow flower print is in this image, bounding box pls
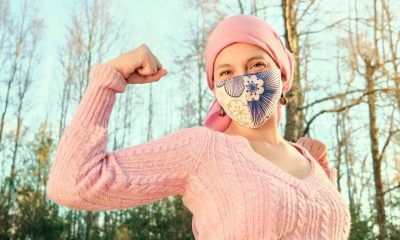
[227,100,252,124]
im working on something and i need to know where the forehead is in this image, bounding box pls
[214,42,274,66]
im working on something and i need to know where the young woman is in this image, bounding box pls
[46,14,351,239]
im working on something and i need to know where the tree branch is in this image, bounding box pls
[297,87,399,110]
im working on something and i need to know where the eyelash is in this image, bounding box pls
[219,62,267,76]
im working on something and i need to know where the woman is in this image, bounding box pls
[46,14,351,239]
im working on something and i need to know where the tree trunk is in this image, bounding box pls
[282,0,305,141]
[366,66,387,239]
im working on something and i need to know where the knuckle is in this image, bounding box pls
[137,44,149,55]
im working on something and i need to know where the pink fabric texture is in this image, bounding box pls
[46,64,351,239]
[203,14,295,132]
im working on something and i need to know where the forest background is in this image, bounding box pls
[0,0,399,239]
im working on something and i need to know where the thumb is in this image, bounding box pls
[146,69,168,82]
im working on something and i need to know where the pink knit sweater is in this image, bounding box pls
[46,64,351,239]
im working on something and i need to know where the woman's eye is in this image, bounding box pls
[251,62,266,68]
[220,70,230,76]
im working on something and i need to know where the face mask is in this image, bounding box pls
[214,69,282,128]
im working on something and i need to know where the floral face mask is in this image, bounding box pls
[214,69,282,128]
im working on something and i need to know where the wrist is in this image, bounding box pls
[106,60,125,79]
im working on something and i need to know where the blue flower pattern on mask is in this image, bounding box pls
[215,69,281,127]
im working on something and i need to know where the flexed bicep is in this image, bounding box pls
[47,125,210,211]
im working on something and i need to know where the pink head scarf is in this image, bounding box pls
[203,14,295,132]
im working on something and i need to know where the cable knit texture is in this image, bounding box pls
[46,63,351,239]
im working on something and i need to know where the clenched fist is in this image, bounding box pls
[106,44,168,84]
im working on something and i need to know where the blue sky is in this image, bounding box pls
[32,0,189,128]
[6,0,376,147]
[5,0,398,161]
[6,0,390,143]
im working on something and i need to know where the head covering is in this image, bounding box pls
[203,14,295,132]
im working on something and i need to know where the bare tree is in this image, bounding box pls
[174,0,227,128]
[56,0,125,239]
[281,0,315,141]
[0,0,44,208]
[345,0,400,238]
[380,0,400,111]
[0,0,21,150]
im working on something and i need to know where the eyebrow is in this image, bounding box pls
[215,55,267,71]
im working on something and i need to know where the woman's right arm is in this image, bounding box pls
[46,45,210,211]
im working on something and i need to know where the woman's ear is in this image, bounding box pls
[280,72,286,82]
[211,81,216,94]
[280,77,289,95]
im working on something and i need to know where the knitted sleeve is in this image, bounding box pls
[46,64,210,211]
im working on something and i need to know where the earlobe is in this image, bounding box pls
[279,93,287,105]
